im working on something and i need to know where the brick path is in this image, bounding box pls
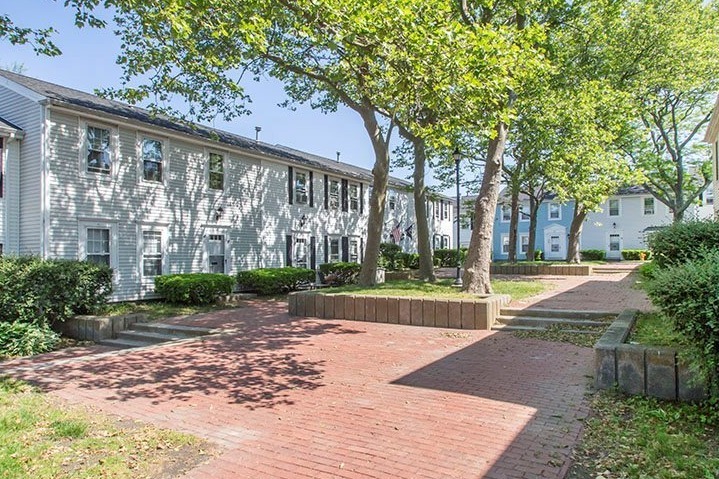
[2,300,593,479]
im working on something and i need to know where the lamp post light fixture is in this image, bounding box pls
[453,148,463,287]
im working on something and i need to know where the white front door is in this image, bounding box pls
[208,234,226,273]
[607,232,622,260]
[544,226,566,260]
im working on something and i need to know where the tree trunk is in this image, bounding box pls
[507,185,520,263]
[566,202,587,264]
[357,107,390,286]
[462,122,508,294]
[527,196,539,261]
[410,136,436,282]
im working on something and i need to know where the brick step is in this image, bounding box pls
[495,316,608,328]
[499,308,614,320]
[131,322,214,338]
[98,338,155,349]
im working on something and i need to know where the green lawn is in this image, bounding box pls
[629,311,685,347]
[0,377,211,478]
[321,279,547,301]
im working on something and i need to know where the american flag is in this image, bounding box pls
[391,222,402,243]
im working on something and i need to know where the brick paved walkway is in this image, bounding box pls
[2,300,593,479]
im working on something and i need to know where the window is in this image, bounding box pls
[550,235,560,253]
[388,192,396,210]
[349,239,359,263]
[441,235,449,249]
[609,234,621,252]
[549,203,561,220]
[295,170,308,204]
[608,198,620,216]
[86,125,111,174]
[294,237,308,268]
[520,235,529,254]
[86,228,110,266]
[434,201,440,220]
[519,203,530,222]
[329,238,340,262]
[706,189,714,206]
[142,230,163,277]
[349,183,359,211]
[208,234,225,273]
[643,197,655,215]
[442,202,449,220]
[501,235,510,254]
[329,179,340,209]
[209,152,224,190]
[501,204,511,222]
[141,137,163,182]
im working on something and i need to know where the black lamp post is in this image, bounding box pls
[453,148,463,287]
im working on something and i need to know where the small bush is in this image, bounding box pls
[621,249,651,261]
[637,261,659,281]
[647,220,719,268]
[646,251,719,396]
[580,249,606,261]
[0,256,112,326]
[154,273,235,305]
[236,267,315,295]
[319,262,361,286]
[534,249,544,261]
[433,248,468,267]
[379,243,403,271]
[0,322,59,358]
[398,252,420,270]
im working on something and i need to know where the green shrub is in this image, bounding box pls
[637,261,659,281]
[0,256,112,326]
[646,251,719,396]
[534,249,544,261]
[621,249,651,261]
[154,273,235,305]
[379,243,403,271]
[319,262,361,286]
[0,322,59,358]
[580,249,606,261]
[236,267,315,295]
[433,248,468,267]
[647,220,719,268]
[398,252,420,269]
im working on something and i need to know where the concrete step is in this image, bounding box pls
[594,269,629,274]
[98,338,155,349]
[495,316,608,328]
[499,308,614,320]
[116,330,184,344]
[492,323,605,334]
[131,322,214,338]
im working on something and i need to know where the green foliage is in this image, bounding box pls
[398,253,420,270]
[580,249,606,261]
[0,256,112,326]
[637,261,659,281]
[236,267,314,296]
[629,311,685,348]
[534,249,544,261]
[433,248,468,268]
[0,322,59,358]
[646,251,719,396]
[621,249,652,260]
[318,262,361,286]
[647,220,719,268]
[378,243,403,271]
[154,273,235,305]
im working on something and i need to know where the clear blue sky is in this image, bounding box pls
[2,0,450,189]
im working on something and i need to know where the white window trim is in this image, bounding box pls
[348,237,360,263]
[643,196,655,216]
[137,224,169,282]
[519,203,530,222]
[388,191,397,211]
[548,203,562,221]
[328,177,341,210]
[519,233,529,254]
[78,119,119,179]
[500,234,510,255]
[349,182,360,212]
[294,169,310,205]
[608,198,621,217]
[205,148,227,192]
[293,234,310,268]
[328,236,341,263]
[500,204,511,223]
[607,232,622,253]
[137,132,169,186]
[78,220,118,275]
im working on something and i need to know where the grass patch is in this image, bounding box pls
[628,311,685,347]
[101,300,240,320]
[321,279,546,300]
[512,324,608,348]
[0,377,212,478]
[570,390,719,479]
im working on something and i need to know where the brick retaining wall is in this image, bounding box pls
[594,310,706,402]
[490,264,593,276]
[288,292,510,330]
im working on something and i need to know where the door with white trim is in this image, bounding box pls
[544,225,567,260]
[607,232,622,260]
[208,233,227,273]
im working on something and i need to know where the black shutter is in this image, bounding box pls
[342,236,349,262]
[324,235,329,263]
[360,237,364,263]
[324,175,329,209]
[360,183,364,214]
[310,236,316,270]
[288,166,294,204]
[341,179,348,212]
[286,235,293,266]
[309,171,314,207]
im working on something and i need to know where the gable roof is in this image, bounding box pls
[704,93,719,143]
[0,115,23,138]
[0,69,419,190]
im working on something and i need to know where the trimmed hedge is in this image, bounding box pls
[379,243,403,271]
[433,248,468,267]
[0,256,112,326]
[646,251,719,396]
[647,220,719,268]
[0,322,59,358]
[154,273,235,305]
[236,267,315,295]
[580,249,606,261]
[398,252,420,270]
[621,249,651,261]
[319,262,361,286]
